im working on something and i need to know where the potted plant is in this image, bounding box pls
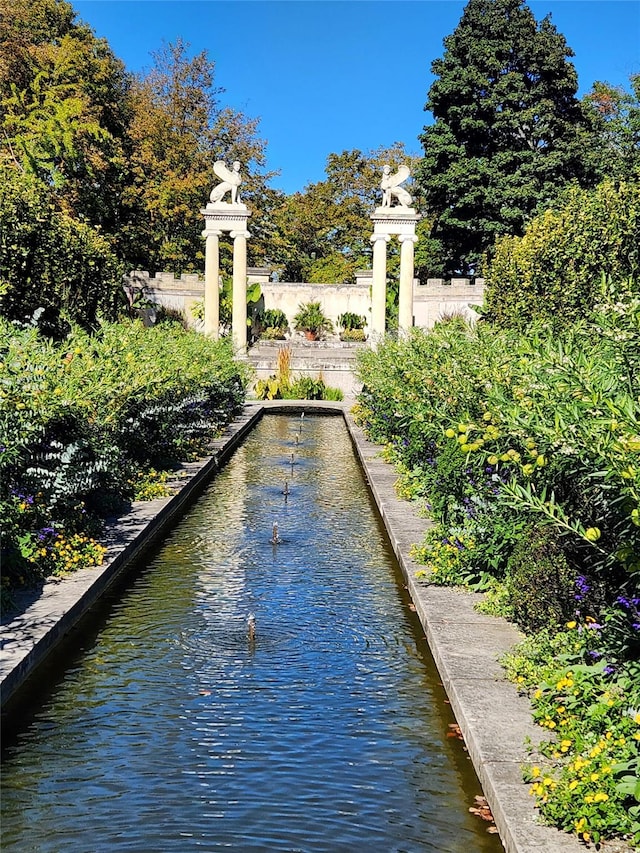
[337,312,367,342]
[293,301,334,341]
[257,308,289,340]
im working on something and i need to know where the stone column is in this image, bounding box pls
[203,230,221,338]
[370,233,389,339]
[231,229,249,352]
[398,234,418,334]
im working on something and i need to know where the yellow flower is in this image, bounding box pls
[593,792,608,803]
[569,780,578,790]
[566,621,577,629]
[531,766,541,778]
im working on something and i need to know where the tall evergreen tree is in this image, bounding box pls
[416,0,596,275]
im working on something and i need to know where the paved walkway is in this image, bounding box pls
[1,401,591,853]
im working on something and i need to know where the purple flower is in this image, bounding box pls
[574,575,591,602]
[603,664,617,677]
[37,526,56,541]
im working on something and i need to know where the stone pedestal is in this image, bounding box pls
[201,202,251,349]
[370,206,420,339]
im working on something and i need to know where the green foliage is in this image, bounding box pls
[0,317,249,597]
[416,0,597,274]
[270,144,414,282]
[128,468,171,501]
[339,329,367,342]
[123,39,273,274]
[254,374,343,402]
[505,527,578,633]
[256,308,288,339]
[0,0,131,232]
[356,290,640,655]
[292,301,334,338]
[253,344,342,401]
[504,627,640,847]
[582,76,640,183]
[0,166,125,332]
[484,180,640,329]
[337,312,366,331]
[356,292,640,847]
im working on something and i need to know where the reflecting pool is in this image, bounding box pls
[1,415,503,852]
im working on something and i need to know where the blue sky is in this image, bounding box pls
[74,0,640,194]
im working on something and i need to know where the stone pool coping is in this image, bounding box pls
[1,400,586,853]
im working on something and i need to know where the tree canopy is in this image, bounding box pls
[270,144,416,282]
[415,0,598,275]
[0,0,275,317]
[582,76,640,183]
[121,39,274,274]
[0,0,131,231]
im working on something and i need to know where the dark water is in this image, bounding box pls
[1,415,503,852]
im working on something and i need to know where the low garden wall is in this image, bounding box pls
[124,270,486,332]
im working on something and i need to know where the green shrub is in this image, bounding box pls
[484,180,640,330]
[0,166,125,333]
[0,317,250,599]
[293,301,334,337]
[337,312,366,331]
[505,528,578,633]
[257,308,289,338]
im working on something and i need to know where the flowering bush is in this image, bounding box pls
[506,621,640,846]
[355,288,640,846]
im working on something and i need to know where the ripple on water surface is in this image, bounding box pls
[1,415,503,852]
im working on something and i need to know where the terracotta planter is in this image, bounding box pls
[304,330,319,341]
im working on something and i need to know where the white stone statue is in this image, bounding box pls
[380,164,413,208]
[209,160,243,205]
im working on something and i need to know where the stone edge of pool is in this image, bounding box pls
[0,400,585,853]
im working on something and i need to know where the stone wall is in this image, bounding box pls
[124,270,485,332]
[413,277,485,328]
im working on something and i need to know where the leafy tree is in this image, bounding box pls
[0,166,124,333]
[582,76,640,182]
[416,0,597,275]
[270,143,416,282]
[122,39,274,274]
[0,0,132,232]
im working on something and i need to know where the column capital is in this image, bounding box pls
[202,229,222,239]
[230,230,251,239]
[398,233,419,244]
[370,232,391,244]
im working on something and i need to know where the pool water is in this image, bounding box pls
[1,414,503,852]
